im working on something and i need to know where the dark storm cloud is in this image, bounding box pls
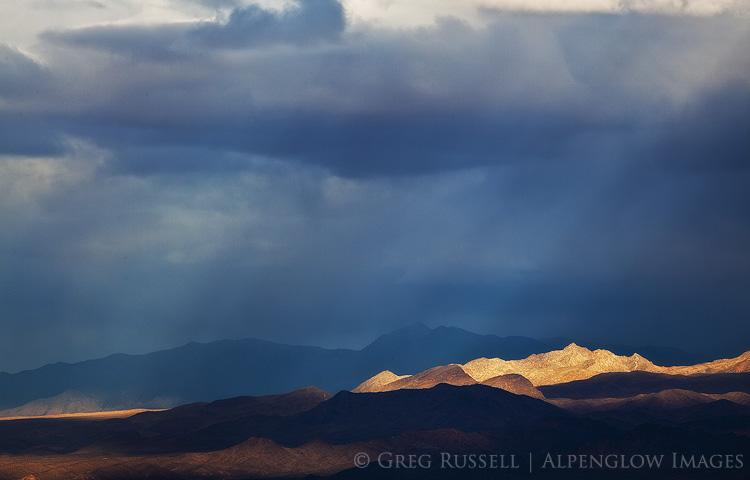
[0,46,62,155]
[0,115,67,156]
[190,0,345,47]
[0,44,46,97]
[45,0,345,59]
[71,108,593,176]
[42,24,190,61]
[0,3,748,372]
[33,11,749,178]
[651,83,750,171]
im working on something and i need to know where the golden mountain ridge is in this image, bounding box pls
[353,344,750,394]
[662,350,750,375]
[463,343,665,386]
[369,365,476,392]
[351,370,411,393]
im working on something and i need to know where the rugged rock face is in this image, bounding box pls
[463,343,661,386]
[463,344,750,386]
[353,344,750,392]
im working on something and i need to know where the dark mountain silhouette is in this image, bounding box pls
[129,386,331,433]
[550,388,750,415]
[0,323,718,414]
[0,338,354,411]
[0,384,569,455]
[1,384,748,480]
[584,397,750,431]
[0,324,557,412]
[361,323,551,372]
[0,386,332,455]
[137,384,570,453]
[481,374,545,399]
[539,371,750,399]
[265,383,565,446]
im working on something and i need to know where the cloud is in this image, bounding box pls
[0,44,46,98]
[650,83,750,171]
[45,0,346,58]
[42,24,191,61]
[28,11,749,178]
[342,0,746,30]
[191,0,346,47]
[0,1,748,371]
[2,133,748,372]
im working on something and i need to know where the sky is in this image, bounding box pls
[1,0,749,373]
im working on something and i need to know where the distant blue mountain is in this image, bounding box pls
[359,322,550,372]
[0,323,709,412]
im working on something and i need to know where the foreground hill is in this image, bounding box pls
[0,384,568,455]
[481,374,546,399]
[549,388,750,413]
[539,371,750,399]
[0,384,748,480]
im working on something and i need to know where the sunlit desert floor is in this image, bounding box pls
[0,408,164,421]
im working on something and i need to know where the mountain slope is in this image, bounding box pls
[463,344,750,386]
[354,344,750,400]
[539,338,711,367]
[0,324,736,414]
[1,384,749,480]
[463,343,661,386]
[548,388,746,413]
[0,338,358,412]
[351,371,409,393]
[480,374,546,399]
[0,324,560,413]
[361,365,476,392]
[0,384,568,455]
[0,389,104,417]
[359,323,553,373]
[539,371,750,399]
[352,367,546,400]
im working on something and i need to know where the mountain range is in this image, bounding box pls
[0,323,724,415]
[1,382,748,479]
[0,325,748,479]
[354,343,750,392]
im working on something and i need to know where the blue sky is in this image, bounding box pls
[1,0,749,373]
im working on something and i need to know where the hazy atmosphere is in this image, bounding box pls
[1,0,749,373]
